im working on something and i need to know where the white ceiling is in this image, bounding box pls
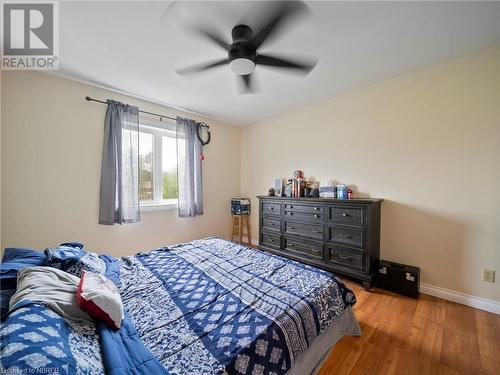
[58,1,500,126]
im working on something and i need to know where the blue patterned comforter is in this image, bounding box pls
[120,237,356,375]
[1,238,356,375]
[0,301,104,374]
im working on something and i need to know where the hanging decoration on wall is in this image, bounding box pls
[197,122,211,160]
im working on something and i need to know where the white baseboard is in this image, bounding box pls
[420,282,500,315]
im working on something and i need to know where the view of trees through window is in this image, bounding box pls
[139,132,153,201]
[139,150,153,201]
[138,130,177,203]
[162,135,178,200]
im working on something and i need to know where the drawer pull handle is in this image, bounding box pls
[268,222,274,226]
[288,212,293,216]
[312,248,320,253]
[289,243,295,248]
[342,212,349,217]
[312,229,322,234]
[289,205,294,209]
[314,214,320,218]
[269,207,274,210]
[339,254,352,260]
[268,238,274,242]
[339,233,352,238]
[314,207,320,211]
[288,226,295,230]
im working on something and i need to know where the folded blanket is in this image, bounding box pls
[9,266,92,323]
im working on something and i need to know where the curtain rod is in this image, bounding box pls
[85,96,209,128]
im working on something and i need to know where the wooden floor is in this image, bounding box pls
[318,279,500,375]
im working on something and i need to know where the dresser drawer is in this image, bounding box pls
[327,226,365,248]
[328,206,365,227]
[262,202,281,216]
[284,221,324,240]
[284,203,324,214]
[261,217,281,232]
[283,236,323,259]
[284,210,323,223]
[326,245,364,271]
[261,232,281,249]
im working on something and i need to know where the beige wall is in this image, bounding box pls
[1,71,241,257]
[2,47,499,302]
[241,46,500,302]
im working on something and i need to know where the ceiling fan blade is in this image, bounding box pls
[194,26,230,51]
[239,74,254,94]
[250,1,309,49]
[176,59,228,76]
[256,54,315,74]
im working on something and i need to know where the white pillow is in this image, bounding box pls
[76,270,124,329]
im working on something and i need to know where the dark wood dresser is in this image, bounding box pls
[257,196,383,290]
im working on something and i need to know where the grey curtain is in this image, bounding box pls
[176,117,203,217]
[99,101,140,225]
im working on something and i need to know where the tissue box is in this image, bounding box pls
[319,186,336,198]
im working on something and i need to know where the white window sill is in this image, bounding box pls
[140,202,178,211]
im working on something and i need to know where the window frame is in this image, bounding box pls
[138,119,178,210]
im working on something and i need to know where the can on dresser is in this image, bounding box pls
[336,184,347,199]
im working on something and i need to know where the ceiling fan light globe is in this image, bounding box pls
[229,58,255,75]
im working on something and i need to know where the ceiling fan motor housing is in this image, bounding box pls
[232,24,253,42]
[228,45,257,63]
[228,25,256,75]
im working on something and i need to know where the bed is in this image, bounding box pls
[1,237,360,375]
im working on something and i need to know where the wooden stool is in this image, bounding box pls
[231,214,251,245]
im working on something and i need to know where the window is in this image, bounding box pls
[138,120,178,208]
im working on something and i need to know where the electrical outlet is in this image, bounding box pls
[482,269,495,283]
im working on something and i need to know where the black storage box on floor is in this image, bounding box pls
[375,260,420,298]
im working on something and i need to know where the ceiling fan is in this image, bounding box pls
[175,1,316,93]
